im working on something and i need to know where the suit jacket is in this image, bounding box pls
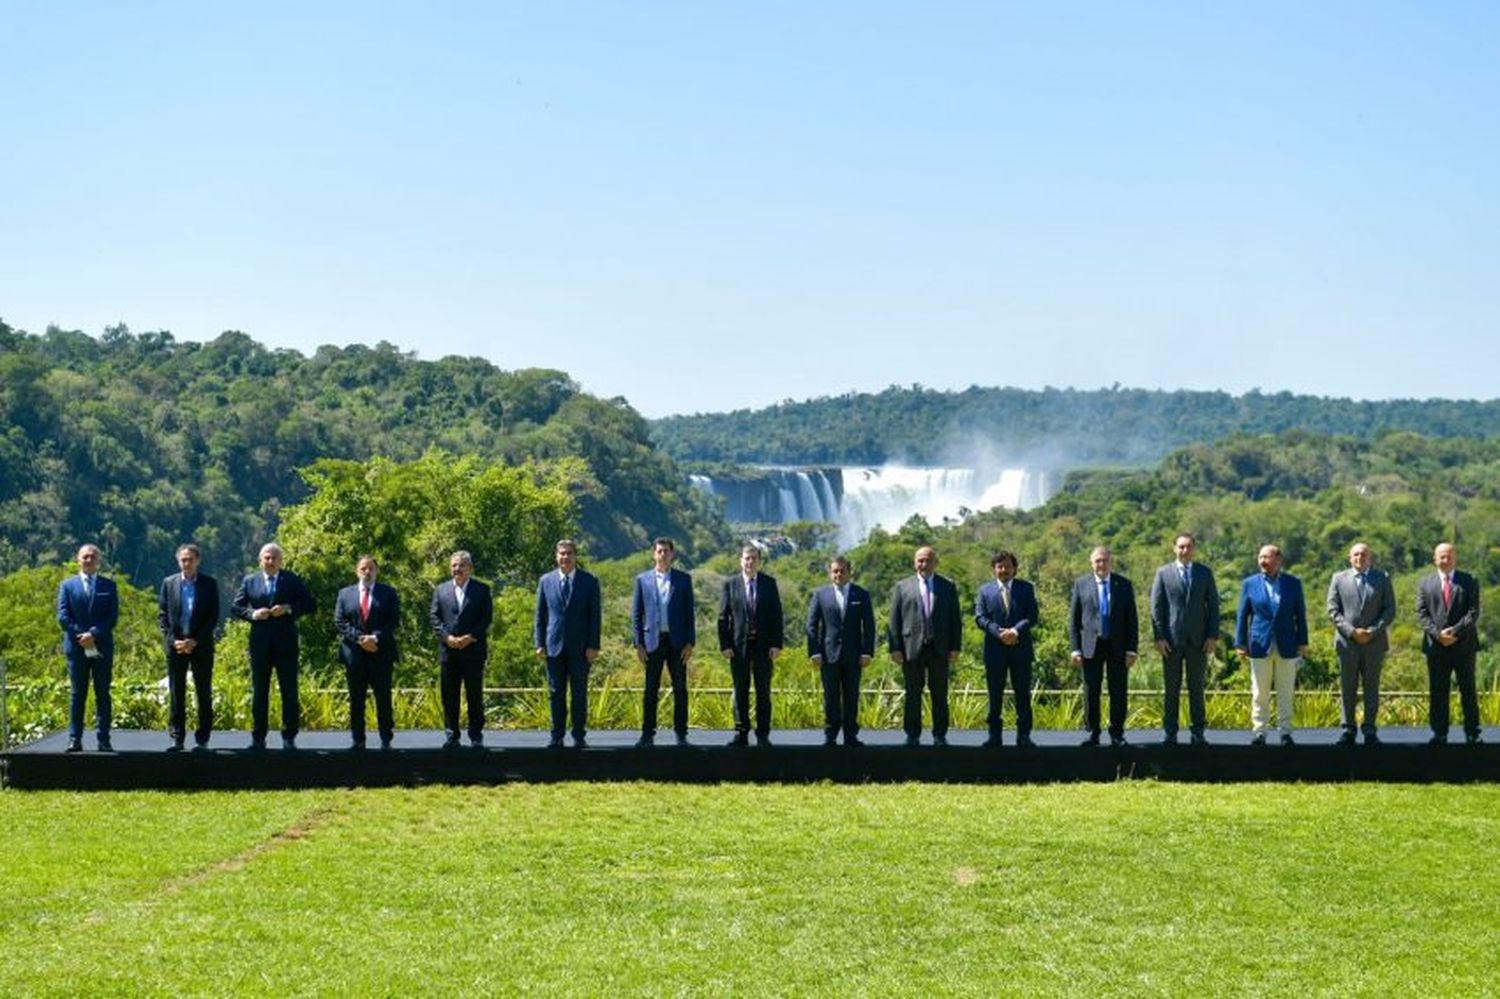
[806,583,876,666]
[1233,572,1309,658]
[1069,572,1139,660]
[335,581,400,667]
[429,578,493,666]
[717,573,786,655]
[632,567,696,653]
[534,569,602,658]
[157,572,220,654]
[974,578,1038,665]
[888,573,963,661]
[57,574,119,662]
[1326,567,1396,653]
[1416,570,1480,656]
[1149,562,1220,649]
[231,570,316,654]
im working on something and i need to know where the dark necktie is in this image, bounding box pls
[561,574,572,607]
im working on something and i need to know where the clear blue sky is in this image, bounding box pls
[3,2,1497,417]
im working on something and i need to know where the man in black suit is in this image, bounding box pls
[807,555,876,746]
[888,545,963,746]
[157,542,220,751]
[974,550,1040,748]
[231,542,316,750]
[429,550,492,749]
[1148,532,1220,746]
[533,538,602,748]
[335,554,400,750]
[1416,542,1483,745]
[717,543,785,747]
[1069,546,1140,747]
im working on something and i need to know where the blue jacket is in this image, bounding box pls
[534,568,602,658]
[632,567,695,652]
[57,574,119,663]
[1234,572,1308,658]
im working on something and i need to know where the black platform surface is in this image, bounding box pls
[5,727,1500,789]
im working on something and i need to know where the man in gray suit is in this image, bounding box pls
[1149,533,1220,746]
[1326,542,1396,746]
[888,545,963,746]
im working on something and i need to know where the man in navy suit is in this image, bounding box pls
[1417,542,1482,745]
[974,550,1039,748]
[1069,546,1139,746]
[806,555,875,746]
[717,543,785,747]
[888,545,963,746]
[1234,544,1309,746]
[157,542,220,751]
[56,543,118,752]
[533,538,601,748]
[631,537,696,747]
[429,550,493,749]
[335,554,400,750]
[1149,532,1220,746]
[231,542,316,750]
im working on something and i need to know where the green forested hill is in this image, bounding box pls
[652,383,1500,464]
[0,321,727,582]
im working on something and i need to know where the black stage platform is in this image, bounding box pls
[5,727,1500,789]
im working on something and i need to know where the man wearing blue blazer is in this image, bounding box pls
[717,543,785,747]
[806,555,875,746]
[429,550,493,749]
[56,543,118,752]
[631,537,695,747]
[1233,544,1309,746]
[888,545,963,747]
[533,539,601,748]
[335,554,400,750]
[974,550,1039,748]
[1149,533,1220,746]
[1070,546,1140,747]
[231,542,316,750]
[157,542,221,751]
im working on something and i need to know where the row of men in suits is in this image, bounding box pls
[54,534,1484,752]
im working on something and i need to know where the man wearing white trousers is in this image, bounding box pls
[1233,545,1308,746]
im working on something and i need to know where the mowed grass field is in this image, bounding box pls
[3,783,1499,996]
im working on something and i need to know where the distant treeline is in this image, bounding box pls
[0,321,727,583]
[652,383,1500,465]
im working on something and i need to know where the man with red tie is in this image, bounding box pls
[335,554,400,749]
[1416,542,1482,745]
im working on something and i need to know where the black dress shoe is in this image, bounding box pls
[1336,731,1356,747]
[547,736,565,749]
[1428,735,1448,746]
[903,736,921,747]
[167,740,184,753]
[66,738,84,753]
[1110,735,1128,747]
[1163,733,1179,746]
[933,735,948,747]
[350,740,366,751]
[379,738,393,750]
[469,734,484,748]
[674,733,690,747]
[1251,733,1267,746]
[250,737,268,751]
[97,737,113,752]
[635,735,655,748]
[1280,733,1295,747]
[282,736,297,751]
[823,736,839,747]
[192,741,210,752]
[727,733,750,747]
[1080,735,1100,747]
[1190,734,1209,747]
[755,735,772,747]
[442,736,460,750]
[573,737,588,749]
[1467,732,1484,745]
[980,737,1001,748]
[1016,735,1036,748]
[844,736,864,747]
[1363,732,1380,746]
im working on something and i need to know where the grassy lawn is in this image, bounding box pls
[2,783,1499,996]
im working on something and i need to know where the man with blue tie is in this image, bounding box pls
[718,543,785,747]
[807,555,876,746]
[231,542,316,750]
[56,543,118,752]
[1234,544,1309,746]
[157,542,221,751]
[1149,533,1220,746]
[533,539,602,748]
[430,550,493,749]
[1326,542,1397,745]
[888,545,963,747]
[335,554,400,750]
[631,537,696,747]
[974,550,1039,748]
[1069,546,1139,747]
